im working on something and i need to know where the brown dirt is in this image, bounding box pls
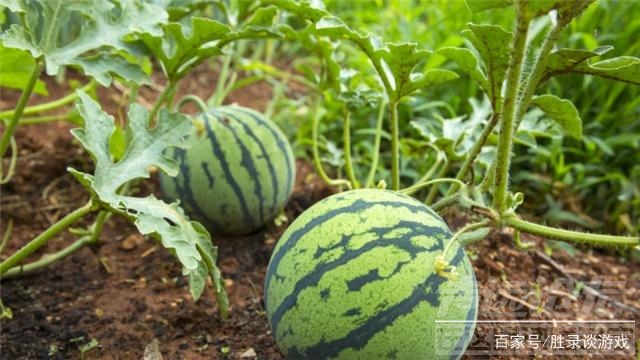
[1,67,639,359]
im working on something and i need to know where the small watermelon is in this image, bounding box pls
[159,105,295,235]
[264,189,477,359]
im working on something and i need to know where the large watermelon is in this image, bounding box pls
[264,189,477,359]
[159,105,295,235]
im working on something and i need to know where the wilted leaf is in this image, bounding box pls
[531,94,582,139]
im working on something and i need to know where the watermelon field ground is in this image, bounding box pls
[1,66,638,359]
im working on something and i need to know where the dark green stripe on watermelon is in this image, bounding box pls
[201,112,256,229]
[170,148,224,231]
[215,109,281,224]
[223,106,295,204]
[264,189,477,359]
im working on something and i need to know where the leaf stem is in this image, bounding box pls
[492,5,530,213]
[0,61,43,157]
[0,200,96,276]
[149,80,178,124]
[0,81,95,120]
[400,177,465,196]
[514,21,565,129]
[447,112,500,196]
[1,210,110,279]
[364,103,386,188]
[389,100,400,190]
[502,216,639,248]
[342,107,359,188]
[311,100,352,189]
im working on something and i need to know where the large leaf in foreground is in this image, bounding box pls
[1,0,164,86]
[68,92,228,316]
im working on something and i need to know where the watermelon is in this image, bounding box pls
[264,189,477,359]
[159,105,295,235]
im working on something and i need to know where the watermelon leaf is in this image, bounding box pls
[138,16,231,81]
[0,0,163,86]
[530,94,582,139]
[543,47,640,85]
[0,43,47,94]
[437,47,488,94]
[68,91,227,311]
[462,24,512,110]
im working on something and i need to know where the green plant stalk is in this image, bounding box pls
[342,108,359,188]
[400,178,466,196]
[0,62,43,157]
[176,94,209,114]
[2,234,92,279]
[0,219,12,254]
[425,161,451,205]
[405,156,444,196]
[443,219,493,258]
[364,103,387,188]
[502,216,639,248]
[0,137,17,184]
[447,112,500,196]
[148,80,178,124]
[311,101,352,189]
[389,100,400,190]
[492,7,530,213]
[514,21,566,128]
[17,114,72,125]
[209,53,234,107]
[1,210,110,279]
[0,200,96,276]
[0,81,95,120]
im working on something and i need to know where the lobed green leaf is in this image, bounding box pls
[462,24,512,110]
[68,92,227,309]
[1,0,164,86]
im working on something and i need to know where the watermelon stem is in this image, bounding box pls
[310,100,353,189]
[0,61,42,158]
[400,177,465,196]
[492,3,530,214]
[148,80,178,125]
[0,200,98,277]
[0,81,95,121]
[438,219,493,279]
[342,107,360,188]
[176,94,209,114]
[364,102,386,188]
[502,216,639,248]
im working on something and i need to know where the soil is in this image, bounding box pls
[1,66,639,359]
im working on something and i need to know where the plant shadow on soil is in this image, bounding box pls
[1,68,639,359]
